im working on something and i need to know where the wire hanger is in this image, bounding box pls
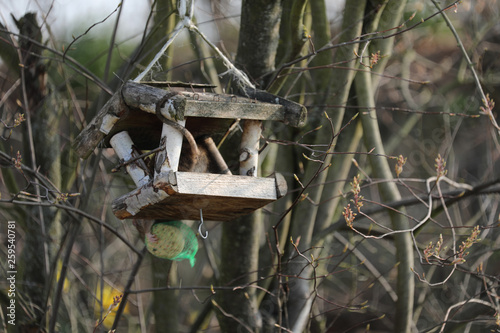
[198,208,208,239]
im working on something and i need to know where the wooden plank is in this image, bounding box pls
[175,172,277,199]
[112,181,172,219]
[122,81,285,120]
[121,81,172,116]
[111,172,287,221]
[113,191,271,221]
[138,81,216,89]
[180,100,285,121]
[74,81,307,159]
[121,81,306,126]
[241,87,307,127]
[73,92,125,159]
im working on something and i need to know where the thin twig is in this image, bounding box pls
[267,0,462,89]
[62,3,121,62]
[133,20,184,82]
[439,298,497,333]
[133,0,254,89]
[111,246,148,330]
[111,144,165,172]
[211,300,254,333]
[431,0,500,135]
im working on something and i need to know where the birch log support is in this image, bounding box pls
[110,131,150,187]
[239,120,262,177]
[154,120,186,176]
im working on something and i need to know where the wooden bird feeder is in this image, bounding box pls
[74,81,306,221]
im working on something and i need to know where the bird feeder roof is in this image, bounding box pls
[74,81,307,159]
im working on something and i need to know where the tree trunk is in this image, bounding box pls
[12,13,62,330]
[215,1,282,332]
[283,1,366,331]
[359,2,415,331]
[235,0,282,88]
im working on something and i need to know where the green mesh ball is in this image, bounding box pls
[145,221,198,267]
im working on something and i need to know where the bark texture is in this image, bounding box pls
[216,1,283,332]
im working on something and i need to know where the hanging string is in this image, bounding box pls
[133,22,183,82]
[133,0,254,89]
[198,208,208,239]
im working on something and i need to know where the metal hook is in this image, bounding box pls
[198,209,208,239]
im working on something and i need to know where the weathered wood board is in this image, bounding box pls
[73,81,307,159]
[112,171,287,221]
[73,92,125,159]
[122,81,306,126]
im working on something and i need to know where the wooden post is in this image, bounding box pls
[154,120,186,176]
[239,120,262,177]
[110,131,150,187]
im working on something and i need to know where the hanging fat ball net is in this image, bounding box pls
[145,221,198,267]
